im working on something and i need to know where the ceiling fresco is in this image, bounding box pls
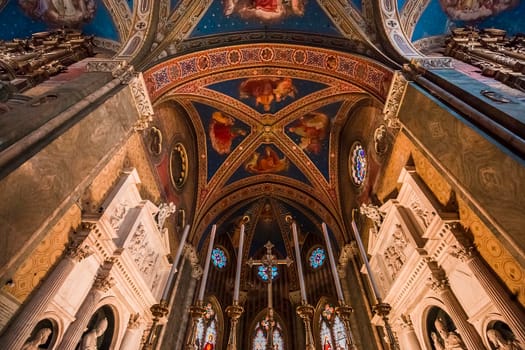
[0,0,123,42]
[401,0,525,42]
[190,0,342,38]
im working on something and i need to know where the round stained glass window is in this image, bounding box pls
[258,265,278,282]
[309,247,326,269]
[211,247,227,269]
[350,142,367,186]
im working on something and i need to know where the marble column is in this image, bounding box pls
[60,261,115,350]
[120,313,145,350]
[396,315,422,350]
[0,227,94,349]
[427,260,485,350]
[449,241,525,345]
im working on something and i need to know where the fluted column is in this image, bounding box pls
[449,242,525,345]
[60,261,115,350]
[427,260,485,350]
[396,315,422,350]
[120,314,145,350]
[0,227,94,349]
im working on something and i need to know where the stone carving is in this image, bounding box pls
[128,313,143,330]
[155,202,176,232]
[184,244,203,279]
[0,30,94,91]
[444,28,525,93]
[412,57,453,69]
[80,317,108,350]
[487,328,522,350]
[383,225,408,279]
[373,124,389,155]
[410,201,434,228]
[130,73,154,131]
[431,317,467,350]
[360,203,385,234]
[21,327,52,350]
[18,0,96,27]
[109,202,128,232]
[127,224,159,276]
[382,70,407,129]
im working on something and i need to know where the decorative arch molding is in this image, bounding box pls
[144,43,394,103]
[191,182,345,245]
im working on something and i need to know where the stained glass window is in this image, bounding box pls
[309,247,326,269]
[258,265,278,281]
[211,247,227,269]
[350,142,367,186]
[252,313,285,350]
[319,302,348,350]
[194,302,218,349]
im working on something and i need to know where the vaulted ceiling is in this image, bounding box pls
[1,0,523,250]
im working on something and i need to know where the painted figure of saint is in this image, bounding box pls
[209,111,246,155]
[203,334,215,350]
[19,0,96,27]
[240,77,297,112]
[224,0,304,20]
[245,146,288,174]
[324,335,332,350]
[288,111,330,155]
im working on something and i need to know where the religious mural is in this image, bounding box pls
[244,146,289,174]
[287,111,330,155]
[18,0,96,27]
[240,77,297,112]
[224,0,305,21]
[438,0,520,21]
[209,111,247,155]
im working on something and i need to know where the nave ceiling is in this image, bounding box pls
[1,0,524,249]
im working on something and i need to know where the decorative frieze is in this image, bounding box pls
[129,73,154,131]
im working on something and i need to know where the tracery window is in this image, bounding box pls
[195,302,218,350]
[308,246,326,269]
[252,313,285,350]
[350,142,367,186]
[319,302,348,349]
[211,247,227,269]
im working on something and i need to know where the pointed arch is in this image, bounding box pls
[314,297,349,350]
[249,308,289,350]
[194,295,225,350]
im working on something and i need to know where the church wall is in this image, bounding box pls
[374,100,525,308]
[398,83,525,271]
[0,83,142,284]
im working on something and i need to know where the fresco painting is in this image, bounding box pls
[240,77,297,112]
[223,0,305,21]
[439,0,520,21]
[287,111,330,155]
[209,111,247,155]
[245,146,289,174]
[18,0,97,27]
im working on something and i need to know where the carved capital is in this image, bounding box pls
[448,244,476,262]
[128,313,144,330]
[93,262,116,292]
[382,71,408,129]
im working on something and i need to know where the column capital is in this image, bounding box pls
[425,258,450,292]
[127,313,144,330]
[93,262,115,293]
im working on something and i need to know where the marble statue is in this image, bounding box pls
[22,328,52,350]
[431,317,467,350]
[80,317,108,350]
[155,202,176,231]
[359,203,385,231]
[487,329,522,350]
